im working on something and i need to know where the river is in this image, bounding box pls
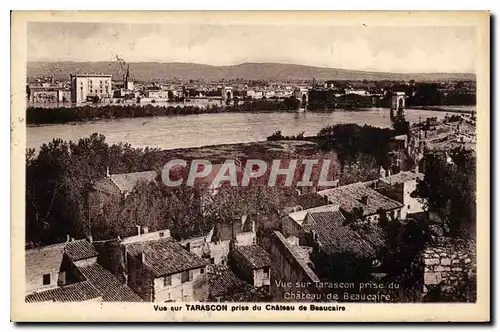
[26,107,466,151]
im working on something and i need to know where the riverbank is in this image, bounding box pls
[26,99,301,125]
[411,105,475,114]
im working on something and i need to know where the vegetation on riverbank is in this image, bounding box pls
[26,98,301,125]
[26,121,395,247]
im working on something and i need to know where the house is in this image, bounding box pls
[124,237,207,302]
[301,211,385,281]
[208,215,256,265]
[25,242,67,294]
[317,182,404,223]
[258,230,320,301]
[25,238,142,303]
[229,244,271,292]
[204,264,272,302]
[88,169,158,212]
[367,171,425,219]
[282,204,339,238]
[25,281,102,303]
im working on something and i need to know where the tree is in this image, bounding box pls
[415,149,476,238]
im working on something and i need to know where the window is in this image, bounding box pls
[159,232,164,238]
[408,205,411,209]
[210,258,215,264]
[181,271,189,283]
[163,275,171,287]
[263,267,269,278]
[200,268,205,274]
[43,273,50,285]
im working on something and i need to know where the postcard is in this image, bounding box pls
[11,10,490,322]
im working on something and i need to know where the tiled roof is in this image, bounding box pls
[65,240,98,261]
[378,171,424,185]
[234,245,271,269]
[25,281,101,303]
[78,263,143,302]
[296,193,329,210]
[206,265,248,298]
[288,204,339,225]
[126,238,206,277]
[317,182,403,217]
[109,170,158,193]
[304,211,384,259]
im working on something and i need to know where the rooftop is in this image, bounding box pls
[78,263,143,302]
[378,171,424,186]
[288,204,339,226]
[71,73,113,78]
[25,281,101,303]
[109,170,158,194]
[125,238,206,277]
[317,182,403,217]
[64,239,98,261]
[234,244,271,269]
[304,211,384,259]
[206,264,248,298]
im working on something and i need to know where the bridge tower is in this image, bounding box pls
[222,86,234,105]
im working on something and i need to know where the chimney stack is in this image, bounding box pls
[136,225,141,236]
[143,226,149,234]
[141,252,145,263]
[66,234,70,242]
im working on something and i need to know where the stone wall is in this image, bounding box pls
[422,243,476,301]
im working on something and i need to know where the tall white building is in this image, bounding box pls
[70,74,112,103]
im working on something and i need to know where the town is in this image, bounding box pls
[26,63,476,113]
[25,83,477,303]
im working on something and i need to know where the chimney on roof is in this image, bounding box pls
[87,235,93,243]
[360,195,369,206]
[143,226,149,234]
[141,252,145,263]
[66,234,70,242]
[106,166,110,177]
[136,225,141,236]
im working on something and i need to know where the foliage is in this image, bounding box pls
[415,148,476,238]
[27,98,302,125]
[25,134,164,247]
[316,123,395,167]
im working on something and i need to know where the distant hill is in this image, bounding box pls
[27,61,476,82]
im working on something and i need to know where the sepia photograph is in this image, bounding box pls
[10,11,490,322]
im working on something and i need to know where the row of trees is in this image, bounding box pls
[26,98,302,125]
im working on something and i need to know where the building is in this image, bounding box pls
[282,204,339,238]
[124,237,207,302]
[144,90,170,100]
[300,210,385,281]
[203,264,272,302]
[27,85,70,104]
[317,182,404,223]
[258,230,320,301]
[208,216,256,265]
[70,74,112,103]
[25,238,142,303]
[229,244,271,292]
[367,171,425,219]
[88,169,158,214]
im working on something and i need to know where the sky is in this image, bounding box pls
[27,22,476,73]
